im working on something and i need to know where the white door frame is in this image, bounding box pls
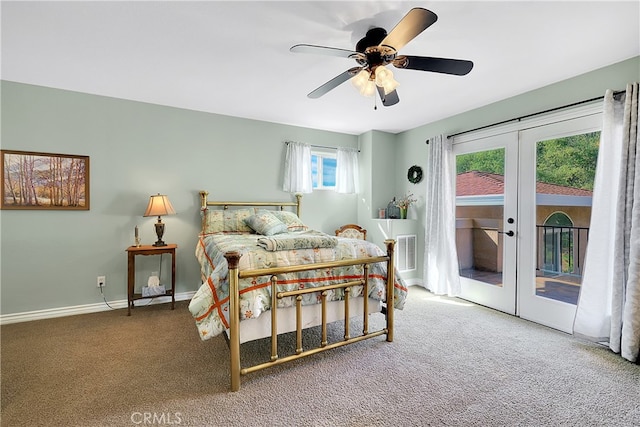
[517,113,602,332]
[453,101,603,332]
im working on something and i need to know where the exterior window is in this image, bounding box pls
[541,212,576,276]
[311,151,336,190]
[545,212,573,227]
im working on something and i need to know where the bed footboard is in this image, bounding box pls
[224,239,396,392]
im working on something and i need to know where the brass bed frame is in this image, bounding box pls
[198,191,396,391]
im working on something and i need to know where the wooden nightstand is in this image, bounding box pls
[126,244,177,315]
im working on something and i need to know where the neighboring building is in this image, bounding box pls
[456,171,592,277]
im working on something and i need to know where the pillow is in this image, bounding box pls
[201,208,255,234]
[244,211,288,236]
[267,210,309,232]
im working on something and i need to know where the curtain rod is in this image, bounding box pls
[439,89,626,142]
[311,144,337,151]
[284,141,360,152]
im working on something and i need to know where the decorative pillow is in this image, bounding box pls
[201,208,255,234]
[244,211,288,236]
[267,210,309,232]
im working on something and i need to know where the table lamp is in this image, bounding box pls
[143,194,176,246]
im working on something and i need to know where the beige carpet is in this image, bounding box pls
[1,286,639,427]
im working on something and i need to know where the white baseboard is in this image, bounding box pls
[0,291,196,325]
[402,278,423,287]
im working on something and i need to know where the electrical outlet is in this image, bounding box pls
[97,275,106,288]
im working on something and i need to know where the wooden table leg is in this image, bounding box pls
[171,249,176,310]
[127,252,134,316]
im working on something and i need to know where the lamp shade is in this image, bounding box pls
[143,194,176,217]
[352,69,376,97]
[351,69,370,90]
[375,66,399,95]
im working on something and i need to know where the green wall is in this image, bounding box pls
[1,55,638,318]
[0,82,358,315]
[394,56,640,284]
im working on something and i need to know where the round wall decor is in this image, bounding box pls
[408,165,423,184]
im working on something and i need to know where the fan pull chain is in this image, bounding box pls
[373,93,378,110]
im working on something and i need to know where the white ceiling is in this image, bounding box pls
[2,1,639,135]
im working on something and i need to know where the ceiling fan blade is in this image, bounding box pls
[394,55,474,76]
[290,44,361,60]
[377,86,399,106]
[307,67,362,99]
[379,8,438,52]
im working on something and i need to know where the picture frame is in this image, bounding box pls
[1,150,90,210]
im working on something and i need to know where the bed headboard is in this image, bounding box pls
[199,191,302,216]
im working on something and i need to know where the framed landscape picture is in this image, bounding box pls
[1,150,90,210]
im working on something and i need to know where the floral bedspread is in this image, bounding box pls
[188,231,408,340]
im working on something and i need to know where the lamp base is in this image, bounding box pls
[153,220,166,247]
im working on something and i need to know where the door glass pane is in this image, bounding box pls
[456,148,506,287]
[535,132,600,304]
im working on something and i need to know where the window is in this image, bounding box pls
[311,151,336,190]
[541,212,577,276]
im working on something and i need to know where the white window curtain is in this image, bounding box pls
[573,83,639,363]
[282,141,313,194]
[422,134,461,296]
[335,147,359,194]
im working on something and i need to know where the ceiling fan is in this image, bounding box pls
[290,8,473,107]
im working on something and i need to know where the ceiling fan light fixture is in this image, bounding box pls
[374,66,399,95]
[381,79,399,95]
[351,69,370,89]
[352,69,376,97]
[361,80,376,97]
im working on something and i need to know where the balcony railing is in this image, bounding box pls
[536,225,589,278]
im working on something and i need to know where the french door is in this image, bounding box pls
[454,112,602,333]
[454,132,518,315]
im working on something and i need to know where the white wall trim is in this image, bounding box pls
[402,278,423,288]
[0,291,196,325]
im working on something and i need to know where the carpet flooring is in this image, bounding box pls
[1,285,639,426]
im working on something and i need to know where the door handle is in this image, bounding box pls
[499,230,515,237]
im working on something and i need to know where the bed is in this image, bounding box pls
[188,191,407,391]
